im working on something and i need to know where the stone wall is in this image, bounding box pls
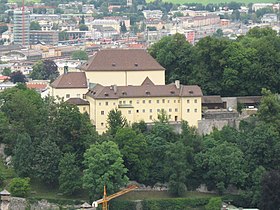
[198,119,240,135]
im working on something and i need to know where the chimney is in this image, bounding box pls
[64,65,68,74]
[175,80,180,89]
[113,84,117,94]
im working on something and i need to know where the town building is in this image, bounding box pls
[79,49,165,86]
[13,8,30,46]
[86,78,202,133]
[29,30,59,45]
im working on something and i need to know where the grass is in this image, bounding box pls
[147,0,276,4]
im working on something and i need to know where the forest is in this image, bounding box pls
[149,27,280,97]
[0,84,279,209]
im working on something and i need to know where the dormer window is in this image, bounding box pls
[122,91,127,96]
[112,63,116,67]
[104,92,109,96]
[145,90,150,95]
[189,90,193,95]
[134,63,138,67]
[170,91,175,95]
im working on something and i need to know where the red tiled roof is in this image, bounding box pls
[26,83,47,90]
[50,72,88,89]
[79,49,165,71]
[87,78,202,99]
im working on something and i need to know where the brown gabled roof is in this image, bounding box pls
[203,95,223,104]
[79,49,165,71]
[66,98,90,105]
[50,72,87,89]
[87,78,202,99]
[237,96,262,104]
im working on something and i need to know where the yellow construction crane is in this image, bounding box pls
[92,185,138,210]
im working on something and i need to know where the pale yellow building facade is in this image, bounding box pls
[86,79,202,134]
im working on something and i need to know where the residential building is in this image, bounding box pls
[252,3,273,11]
[50,71,88,100]
[86,78,202,133]
[13,8,30,46]
[79,49,165,86]
[142,10,163,20]
[55,59,84,75]
[29,30,59,45]
[261,14,278,24]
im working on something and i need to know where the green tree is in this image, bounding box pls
[114,127,150,183]
[260,170,280,210]
[120,21,127,33]
[9,178,31,197]
[79,24,88,31]
[59,31,69,41]
[30,21,41,30]
[165,139,192,196]
[149,33,194,84]
[33,139,61,184]
[83,141,128,200]
[213,28,223,38]
[0,25,8,34]
[205,197,222,210]
[195,142,247,194]
[9,71,27,83]
[257,89,280,126]
[13,133,34,177]
[30,60,59,81]
[59,153,81,195]
[2,67,11,76]
[71,50,88,60]
[107,109,127,136]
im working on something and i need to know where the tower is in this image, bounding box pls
[13,8,30,46]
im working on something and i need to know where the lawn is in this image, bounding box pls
[147,0,276,4]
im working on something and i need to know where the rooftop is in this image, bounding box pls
[50,72,87,89]
[87,77,202,99]
[79,49,165,72]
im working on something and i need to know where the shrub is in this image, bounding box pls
[9,177,30,197]
[205,197,222,210]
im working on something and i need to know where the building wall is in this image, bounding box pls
[77,104,90,114]
[51,87,88,100]
[85,70,165,86]
[87,95,201,134]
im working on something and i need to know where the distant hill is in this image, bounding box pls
[147,0,276,5]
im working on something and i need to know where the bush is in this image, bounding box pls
[142,197,210,210]
[205,197,222,210]
[0,170,4,186]
[109,200,137,210]
[9,177,30,197]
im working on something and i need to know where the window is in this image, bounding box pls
[157,100,160,104]
[150,109,152,113]
[136,110,139,113]
[194,99,197,103]
[149,115,153,120]
[149,100,152,104]
[99,102,102,106]
[194,108,197,112]
[178,100,180,103]
[143,109,145,113]
[83,107,86,111]
[169,108,172,112]
[187,109,190,113]
[174,100,176,103]
[101,111,105,115]
[167,100,170,103]
[129,100,132,104]
[66,94,70,98]
[187,99,190,103]
[105,102,109,106]
[169,115,171,119]
[77,94,80,97]
[123,101,125,104]
[157,109,160,112]
[162,99,165,103]
[101,122,104,126]
[137,100,139,104]
[83,94,86,99]
[113,102,116,105]
[128,110,132,114]
[175,108,178,112]
[143,100,145,104]
[119,101,122,104]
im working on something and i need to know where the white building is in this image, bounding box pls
[142,10,163,20]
